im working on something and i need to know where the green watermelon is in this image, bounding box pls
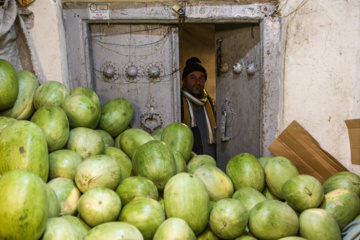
[194,164,234,201]
[31,105,70,152]
[234,236,257,240]
[173,150,187,173]
[104,146,133,180]
[47,177,81,216]
[320,188,360,230]
[264,156,299,199]
[95,129,115,148]
[151,128,163,140]
[210,198,248,239]
[83,222,144,240]
[62,94,99,129]
[66,127,105,159]
[278,237,307,240]
[119,198,165,240]
[75,154,121,193]
[186,154,217,173]
[41,217,81,240]
[98,98,134,137]
[115,176,159,206]
[78,187,121,227]
[0,169,48,240]
[282,174,324,212]
[132,140,177,191]
[70,86,101,128]
[119,128,154,159]
[0,116,16,132]
[0,120,48,181]
[161,122,194,162]
[232,187,267,213]
[164,172,210,235]
[114,132,122,148]
[299,208,341,240]
[48,149,83,181]
[0,70,39,119]
[258,156,274,169]
[153,217,196,240]
[226,153,265,192]
[323,171,360,197]
[45,184,61,218]
[0,59,18,111]
[262,185,281,200]
[60,215,91,238]
[248,200,299,240]
[33,80,69,109]
[197,228,219,240]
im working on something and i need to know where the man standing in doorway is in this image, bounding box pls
[181,57,217,160]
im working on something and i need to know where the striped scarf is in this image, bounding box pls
[181,88,216,144]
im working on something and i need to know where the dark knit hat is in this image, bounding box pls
[182,57,207,81]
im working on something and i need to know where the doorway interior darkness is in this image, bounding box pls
[62,2,283,159]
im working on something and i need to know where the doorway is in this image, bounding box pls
[62,2,283,167]
[180,23,261,169]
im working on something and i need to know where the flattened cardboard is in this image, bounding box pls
[345,119,360,165]
[268,120,347,183]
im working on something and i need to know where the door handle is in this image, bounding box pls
[221,108,230,142]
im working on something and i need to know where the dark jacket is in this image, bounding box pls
[181,96,216,158]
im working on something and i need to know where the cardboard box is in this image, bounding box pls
[345,119,360,165]
[268,120,347,183]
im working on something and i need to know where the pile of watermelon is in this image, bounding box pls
[0,58,360,240]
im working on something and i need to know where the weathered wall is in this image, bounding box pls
[280,0,360,174]
[28,0,68,85]
[27,0,360,174]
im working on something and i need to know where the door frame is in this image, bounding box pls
[62,2,283,156]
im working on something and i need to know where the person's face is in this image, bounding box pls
[183,71,206,98]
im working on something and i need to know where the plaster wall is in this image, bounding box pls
[27,0,360,174]
[280,0,360,174]
[28,0,68,86]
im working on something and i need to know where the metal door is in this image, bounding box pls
[89,24,180,132]
[215,23,261,171]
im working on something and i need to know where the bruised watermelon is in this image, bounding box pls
[47,177,81,216]
[75,154,121,193]
[0,120,48,181]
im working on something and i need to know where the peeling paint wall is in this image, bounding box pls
[280,0,360,174]
[27,0,360,174]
